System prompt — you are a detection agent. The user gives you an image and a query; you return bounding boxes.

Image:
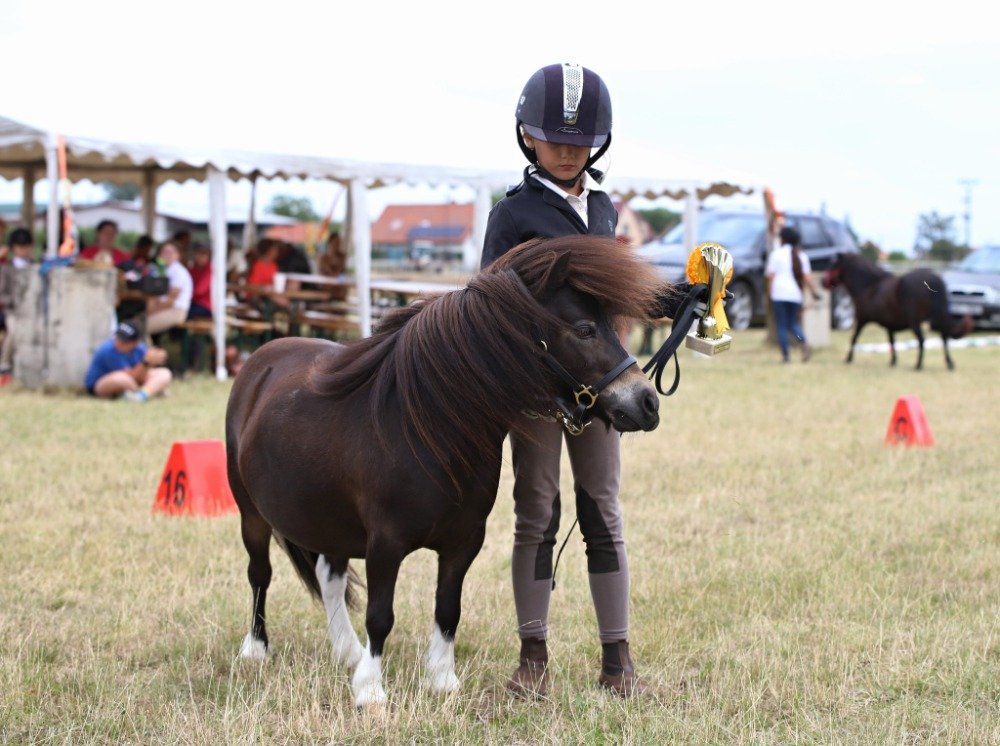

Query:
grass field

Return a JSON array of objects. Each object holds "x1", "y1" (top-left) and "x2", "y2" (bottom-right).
[{"x1": 2, "y1": 328, "x2": 999, "y2": 744}]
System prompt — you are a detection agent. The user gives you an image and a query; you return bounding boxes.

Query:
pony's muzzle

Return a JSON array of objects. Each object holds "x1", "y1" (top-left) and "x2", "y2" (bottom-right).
[{"x1": 602, "y1": 372, "x2": 659, "y2": 432}]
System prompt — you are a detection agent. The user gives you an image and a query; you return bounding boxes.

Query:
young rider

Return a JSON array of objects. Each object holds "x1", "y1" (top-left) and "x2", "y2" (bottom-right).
[{"x1": 481, "y1": 63, "x2": 648, "y2": 698}]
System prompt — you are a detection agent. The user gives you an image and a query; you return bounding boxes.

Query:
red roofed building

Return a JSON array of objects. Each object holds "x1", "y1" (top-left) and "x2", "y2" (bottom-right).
[
  {"x1": 372, "y1": 203, "x2": 475, "y2": 263},
  {"x1": 611, "y1": 198, "x2": 655, "y2": 247}
]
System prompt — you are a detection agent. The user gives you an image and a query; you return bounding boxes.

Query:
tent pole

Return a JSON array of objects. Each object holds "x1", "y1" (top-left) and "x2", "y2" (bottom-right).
[
  {"x1": 21, "y1": 167, "x2": 36, "y2": 238},
  {"x1": 44, "y1": 136, "x2": 59, "y2": 258},
  {"x1": 242, "y1": 172, "x2": 258, "y2": 250},
  {"x1": 141, "y1": 168, "x2": 157, "y2": 238},
  {"x1": 683, "y1": 189, "x2": 699, "y2": 256},
  {"x1": 348, "y1": 178, "x2": 372, "y2": 337},
  {"x1": 208, "y1": 167, "x2": 228, "y2": 380},
  {"x1": 470, "y1": 182, "x2": 491, "y2": 270}
]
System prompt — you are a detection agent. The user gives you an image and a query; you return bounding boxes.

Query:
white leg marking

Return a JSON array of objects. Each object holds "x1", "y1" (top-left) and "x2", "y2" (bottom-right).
[
  {"x1": 424, "y1": 623, "x2": 460, "y2": 693},
  {"x1": 315, "y1": 555, "x2": 363, "y2": 667},
  {"x1": 238, "y1": 633, "x2": 267, "y2": 661},
  {"x1": 351, "y1": 640, "x2": 387, "y2": 707}
]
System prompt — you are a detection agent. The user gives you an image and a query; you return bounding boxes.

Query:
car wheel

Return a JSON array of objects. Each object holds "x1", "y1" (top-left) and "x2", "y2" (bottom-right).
[
  {"x1": 726, "y1": 280, "x2": 754, "y2": 331},
  {"x1": 830, "y1": 287, "x2": 855, "y2": 330}
]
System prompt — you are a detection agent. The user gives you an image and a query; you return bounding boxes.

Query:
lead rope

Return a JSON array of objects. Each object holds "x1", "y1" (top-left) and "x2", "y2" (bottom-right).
[
  {"x1": 551, "y1": 517, "x2": 578, "y2": 590},
  {"x1": 549, "y1": 284, "x2": 710, "y2": 591}
]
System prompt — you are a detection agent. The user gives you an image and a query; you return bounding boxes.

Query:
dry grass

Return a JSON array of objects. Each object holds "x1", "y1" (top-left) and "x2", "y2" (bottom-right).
[{"x1": 2, "y1": 328, "x2": 999, "y2": 744}]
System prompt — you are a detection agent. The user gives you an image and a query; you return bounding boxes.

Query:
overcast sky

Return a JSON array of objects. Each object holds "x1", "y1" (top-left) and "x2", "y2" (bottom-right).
[{"x1": 2, "y1": 0, "x2": 998, "y2": 252}]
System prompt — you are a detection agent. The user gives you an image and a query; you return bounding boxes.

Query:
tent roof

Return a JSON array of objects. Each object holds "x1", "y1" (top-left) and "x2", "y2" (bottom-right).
[{"x1": 0, "y1": 114, "x2": 762, "y2": 199}]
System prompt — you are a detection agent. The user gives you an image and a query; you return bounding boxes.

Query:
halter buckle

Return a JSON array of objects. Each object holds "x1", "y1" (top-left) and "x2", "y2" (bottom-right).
[{"x1": 574, "y1": 386, "x2": 597, "y2": 410}]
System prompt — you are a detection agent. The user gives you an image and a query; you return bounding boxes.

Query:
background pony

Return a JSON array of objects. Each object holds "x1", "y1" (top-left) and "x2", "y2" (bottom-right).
[{"x1": 825, "y1": 253, "x2": 973, "y2": 370}]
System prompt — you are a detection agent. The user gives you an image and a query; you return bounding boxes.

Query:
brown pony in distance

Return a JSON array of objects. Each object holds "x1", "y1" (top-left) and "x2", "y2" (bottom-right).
[
  {"x1": 225, "y1": 235, "x2": 663, "y2": 707},
  {"x1": 825, "y1": 252, "x2": 973, "y2": 370}
]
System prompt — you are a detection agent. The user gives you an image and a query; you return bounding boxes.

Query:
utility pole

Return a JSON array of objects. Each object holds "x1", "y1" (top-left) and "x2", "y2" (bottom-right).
[{"x1": 958, "y1": 178, "x2": 979, "y2": 248}]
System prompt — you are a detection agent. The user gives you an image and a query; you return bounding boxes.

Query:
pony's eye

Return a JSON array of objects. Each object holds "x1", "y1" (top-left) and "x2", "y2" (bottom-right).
[{"x1": 575, "y1": 322, "x2": 597, "y2": 339}]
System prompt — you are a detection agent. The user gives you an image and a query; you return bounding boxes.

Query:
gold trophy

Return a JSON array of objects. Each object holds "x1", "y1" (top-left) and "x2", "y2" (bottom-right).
[{"x1": 684, "y1": 242, "x2": 734, "y2": 356}]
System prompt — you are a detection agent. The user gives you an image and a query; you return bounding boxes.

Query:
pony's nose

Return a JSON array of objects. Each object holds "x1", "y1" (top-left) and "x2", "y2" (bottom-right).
[{"x1": 642, "y1": 389, "x2": 659, "y2": 418}]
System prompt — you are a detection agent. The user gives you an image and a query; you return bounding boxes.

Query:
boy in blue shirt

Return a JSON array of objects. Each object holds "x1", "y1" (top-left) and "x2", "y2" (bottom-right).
[{"x1": 84, "y1": 321, "x2": 171, "y2": 400}]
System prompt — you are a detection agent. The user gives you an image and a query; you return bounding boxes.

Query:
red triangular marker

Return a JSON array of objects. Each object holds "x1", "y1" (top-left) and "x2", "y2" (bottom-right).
[
  {"x1": 153, "y1": 440, "x2": 238, "y2": 516},
  {"x1": 884, "y1": 396, "x2": 934, "y2": 447}
]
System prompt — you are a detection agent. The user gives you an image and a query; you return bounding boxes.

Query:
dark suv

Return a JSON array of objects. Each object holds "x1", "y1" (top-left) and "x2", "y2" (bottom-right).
[{"x1": 637, "y1": 208, "x2": 859, "y2": 330}]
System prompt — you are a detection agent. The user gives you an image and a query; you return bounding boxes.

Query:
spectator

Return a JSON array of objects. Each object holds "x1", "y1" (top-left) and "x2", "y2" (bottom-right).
[
  {"x1": 318, "y1": 231, "x2": 349, "y2": 301},
  {"x1": 171, "y1": 230, "x2": 193, "y2": 264},
  {"x1": 277, "y1": 240, "x2": 312, "y2": 276},
  {"x1": 187, "y1": 242, "x2": 213, "y2": 319},
  {"x1": 116, "y1": 234, "x2": 157, "y2": 322},
  {"x1": 0, "y1": 218, "x2": 8, "y2": 263},
  {"x1": 118, "y1": 234, "x2": 154, "y2": 274},
  {"x1": 246, "y1": 238, "x2": 280, "y2": 287},
  {"x1": 227, "y1": 238, "x2": 248, "y2": 283},
  {"x1": 146, "y1": 242, "x2": 192, "y2": 336},
  {"x1": 0, "y1": 228, "x2": 35, "y2": 378},
  {"x1": 766, "y1": 225, "x2": 820, "y2": 363},
  {"x1": 84, "y1": 320, "x2": 171, "y2": 401},
  {"x1": 80, "y1": 220, "x2": 130, "y2": 266}
]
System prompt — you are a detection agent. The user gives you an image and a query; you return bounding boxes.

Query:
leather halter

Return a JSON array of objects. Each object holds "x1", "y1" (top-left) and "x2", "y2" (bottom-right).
[{"x1": 536, "y1": 339, "x2": 637, "y2": 435}]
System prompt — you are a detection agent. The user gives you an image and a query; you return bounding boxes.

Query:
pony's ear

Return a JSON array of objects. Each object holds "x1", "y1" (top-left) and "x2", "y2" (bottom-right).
[{"x1": 540, "y1": 251, "x2": 572, "y2": 291}]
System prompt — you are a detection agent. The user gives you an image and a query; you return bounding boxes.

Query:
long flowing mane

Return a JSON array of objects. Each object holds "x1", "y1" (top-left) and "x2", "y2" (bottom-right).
[
  {"x1": 309, "y1": 236, "x2": 663, "y2": 477},
  {"x1": 840, "y1": 252, "x2": 892, "y2": 287}
]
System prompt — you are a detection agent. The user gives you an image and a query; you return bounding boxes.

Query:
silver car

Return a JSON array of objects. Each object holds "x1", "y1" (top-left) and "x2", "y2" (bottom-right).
[{"x1": 945, "y1": 245, "x2": 1000, "y2": 329}]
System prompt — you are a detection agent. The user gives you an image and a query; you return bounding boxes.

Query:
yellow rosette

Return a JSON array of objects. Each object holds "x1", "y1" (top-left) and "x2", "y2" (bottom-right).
[{"x1": 685, "y1": 242, "x2": 733, "y2": 336}]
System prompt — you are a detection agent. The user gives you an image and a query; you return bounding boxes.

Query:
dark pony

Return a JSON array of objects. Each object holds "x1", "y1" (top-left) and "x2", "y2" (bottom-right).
[
  {"x1": 225, "y1": 235, "x2": 662, "y2": 707},
  {"x1": 825, "y1": 252, "x2": 973, "y2": 370}
]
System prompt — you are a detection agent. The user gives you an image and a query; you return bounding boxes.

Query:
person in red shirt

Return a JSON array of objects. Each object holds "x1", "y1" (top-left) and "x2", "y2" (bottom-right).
[
  {"x1": 80, "y1": 220, "x2": 130, "y2": 265},
  {"x1": 246, "y1": 239, "x2": 280, "y2": 287},
  {"x1": 187, "y1": 242, "x2": 213, "y2": 319}
]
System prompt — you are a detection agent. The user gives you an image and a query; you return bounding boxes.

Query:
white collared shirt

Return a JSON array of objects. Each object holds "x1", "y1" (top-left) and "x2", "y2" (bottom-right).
[{"x1": 530, "y1": 168, "x2": 602, "y2": 228}]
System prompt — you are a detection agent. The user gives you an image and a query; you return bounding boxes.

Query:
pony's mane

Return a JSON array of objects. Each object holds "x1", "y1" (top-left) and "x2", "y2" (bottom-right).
[
  {"x1": 841, "y1": 252, "x2": 891, "y2": 285},
  {"x1": 486, "y1": 235, "x2": 663, "y2": 322},
  {"x1": 308, "y1": 235, "x2": 663, "y2": 481}
]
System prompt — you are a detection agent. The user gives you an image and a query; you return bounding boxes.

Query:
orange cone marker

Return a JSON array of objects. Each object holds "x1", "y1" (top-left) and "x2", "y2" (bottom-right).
[
  {"x1": 884, "y1": 396, "x2": 934, "y2": 447},
  {"x1": 153, "y1": 440, "x2": 237, "y2": 516}
]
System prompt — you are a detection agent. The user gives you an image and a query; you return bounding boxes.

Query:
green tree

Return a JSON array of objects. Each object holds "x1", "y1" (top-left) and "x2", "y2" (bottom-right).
[
  {"x1": 267, "y1": 195, "x2": 320, "y2": 222},
  {"x1": 859, "y1": 239, "x2": 881, "y2": 263},
  {"x1": 102, "y1": 181, "x2": 140, "y2": 201},
  {"x1": 914, "y1": 211, "x2": 961, "y2": 261},
  {"x1": 635, "y1": 208, "x2": 680, "y2": 236}
]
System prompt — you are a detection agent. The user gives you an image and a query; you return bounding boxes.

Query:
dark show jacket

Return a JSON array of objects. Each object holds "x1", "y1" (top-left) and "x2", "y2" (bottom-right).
[{"x1": 481, "y1": 174, "x2": 618, "y2": 269}]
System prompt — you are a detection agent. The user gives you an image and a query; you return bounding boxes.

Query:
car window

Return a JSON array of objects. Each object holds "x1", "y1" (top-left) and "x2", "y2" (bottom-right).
[
  {"x1": 693, "y1": 213, "x2": 765, "y2": 246},
  {"x1": 957, "y1": 246, "x2": 1000, "y2": 273},
  {"x1": 795, "y1": 217, "x2": 831, "y2": 249}
]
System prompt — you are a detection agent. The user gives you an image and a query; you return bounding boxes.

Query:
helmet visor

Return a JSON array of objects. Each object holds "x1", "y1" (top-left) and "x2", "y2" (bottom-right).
[{"x1": 521, "y1": 123, "x2": 608, "y2": 149}]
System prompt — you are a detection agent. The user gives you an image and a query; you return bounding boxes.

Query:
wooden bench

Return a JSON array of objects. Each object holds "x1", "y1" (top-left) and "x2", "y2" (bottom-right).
[
  {"x1": 295, "y1": 310, "x2": 361, "y2": 340},
  {"x1": 179, "y1": 317, "x2": 275, "y2": 375},
  {"x1": 179, "y1": 318, "x2": 216, "y2": 375}
]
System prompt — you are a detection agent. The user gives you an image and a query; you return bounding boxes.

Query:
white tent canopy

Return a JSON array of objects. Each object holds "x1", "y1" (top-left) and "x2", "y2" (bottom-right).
[{"x1": 0, "y1": 114, "x2": 764, "y2": 379}]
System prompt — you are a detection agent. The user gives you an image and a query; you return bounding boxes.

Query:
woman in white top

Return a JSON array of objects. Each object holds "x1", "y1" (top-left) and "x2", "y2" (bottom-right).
[{"x1": 765, "y1": 226, "x2": 820, "y2": 362}]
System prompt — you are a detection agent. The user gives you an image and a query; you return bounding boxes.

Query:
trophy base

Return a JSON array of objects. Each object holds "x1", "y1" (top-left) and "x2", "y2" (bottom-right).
[{"x1": 686, "y1": 333, "x2": 732, "y2": 356}]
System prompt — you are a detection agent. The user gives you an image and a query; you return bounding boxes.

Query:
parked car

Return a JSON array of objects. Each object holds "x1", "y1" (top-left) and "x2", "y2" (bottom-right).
[
  {"x1": 944, "y1": 245, "x2": 1000, "y2": 329},
  {"x1": 636, "y1": 208, "x2": 859, "y2": 330}
]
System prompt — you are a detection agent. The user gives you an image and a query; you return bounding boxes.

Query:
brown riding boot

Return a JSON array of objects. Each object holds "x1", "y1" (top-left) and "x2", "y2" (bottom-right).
[
  {"x1": 506, "y1": 637, "x2": 549, "y2": 698},
  {"x1": 598, "y1": 640, "x2": 649, "y2": 697}
]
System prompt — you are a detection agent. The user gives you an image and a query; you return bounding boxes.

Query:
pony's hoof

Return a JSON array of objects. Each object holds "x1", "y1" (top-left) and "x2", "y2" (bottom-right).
[
  {"x1": 425, "y1": 669, "x2": 460, "y2": 693},
  {"x1": 238, "y1": 634, "x2": 267, "y2": 661},
  {"x1": 353, "y1": 682, "x2": 388, "y2": 708}
]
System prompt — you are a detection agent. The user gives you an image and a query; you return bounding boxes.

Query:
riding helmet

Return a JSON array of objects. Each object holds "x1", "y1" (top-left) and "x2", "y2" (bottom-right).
[{"x1": 515, "y1": 63, "x2": 613, "y2": 184}]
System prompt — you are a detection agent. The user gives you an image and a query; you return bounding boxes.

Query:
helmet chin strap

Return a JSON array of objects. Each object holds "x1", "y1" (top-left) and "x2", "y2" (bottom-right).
[{"x1": 516, "y1": 123, "x2": 612, "y2": 190}]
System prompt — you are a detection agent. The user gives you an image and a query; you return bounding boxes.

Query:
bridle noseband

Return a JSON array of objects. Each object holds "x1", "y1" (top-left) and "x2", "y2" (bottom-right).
[{"x1": 536, "y1": 339, "x2": 637, "y2": 435}]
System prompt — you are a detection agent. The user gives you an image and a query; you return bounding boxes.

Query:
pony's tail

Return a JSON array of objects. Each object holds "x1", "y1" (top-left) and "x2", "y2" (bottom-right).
[
  {"x1": 272, "y1": 532, "x2": 364, "y2": 611},
  {"x1": 929, "y1": 280, "x2": 974, "y2": 339}
]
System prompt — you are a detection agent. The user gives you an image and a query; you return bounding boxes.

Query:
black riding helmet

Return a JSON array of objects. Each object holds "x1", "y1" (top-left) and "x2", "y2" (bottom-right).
[{"x1": 516, "y1": 63, "x2": 612, "y2": 189}]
